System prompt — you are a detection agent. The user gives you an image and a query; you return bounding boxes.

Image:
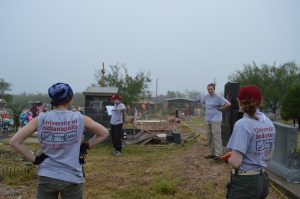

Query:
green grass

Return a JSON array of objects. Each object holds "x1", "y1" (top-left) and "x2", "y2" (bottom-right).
[
  {"x1": 183, "y1": 115, "x2": 205, "y2": 126},
  {"x1": 154, "y1": 179, "x2": 179, "y2": 195},
  {"x1": 0, "y1": 139, "x2": 10, "y2": 145},
  {"x1": 0, "y1": 136, "x2": 41, "y2": 187},
  {"x1": 0, "y1": 116, "x2": 281, "y2": 198},
  {"x1": 112, "y1": 185, "x2": 154, "y2": 199},
  {"x1": 81, "y1": 143, "x2": 192, "y2": 199}
]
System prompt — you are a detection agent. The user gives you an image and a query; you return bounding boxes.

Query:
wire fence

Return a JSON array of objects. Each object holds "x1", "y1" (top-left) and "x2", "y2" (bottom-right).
[
  {"x1": 0, "y1": 151, "x2": 21, "y2": 161},
  {"x1": 0, "y1": 150, "x2": 36, "y2": 178},
  {"x1": 0, "y1": 164, "x2": 35, "y2": 178}
]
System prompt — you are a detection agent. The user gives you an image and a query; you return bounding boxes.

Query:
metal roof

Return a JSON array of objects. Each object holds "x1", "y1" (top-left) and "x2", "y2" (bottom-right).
[
  {"x1": 164, "y1": 98, "x2": 196, "y2": 102},
  {"x1": 83, "y1": 86, "x2": 118, "y2": 96}
]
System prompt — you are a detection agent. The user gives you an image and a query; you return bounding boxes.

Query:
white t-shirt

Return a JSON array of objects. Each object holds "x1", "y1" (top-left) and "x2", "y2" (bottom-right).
[
  {"x1": 37, "y1": 110, "x2": 85, "y2": 183},
  {"x1": 202, "y1": 94, "x2": 229, "y2": 122},
  {"x1": 227, "y1": 110, "x2": 276, "y2": 170},
  {"x1": 110, "y1": 102, "x2": 126, "y2": 125}
]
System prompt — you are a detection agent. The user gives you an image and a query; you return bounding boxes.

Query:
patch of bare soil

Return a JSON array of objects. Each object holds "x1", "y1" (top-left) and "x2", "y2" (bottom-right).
[
  {"x1": 0, "y1": 184, "x2": 26, "y2": 199},
  {"x1": 176, "y1": 140, "x2": 228, "y2": 198},
  {"x1": 176, "y1": 125, "x2": 281, "y2": 199}
]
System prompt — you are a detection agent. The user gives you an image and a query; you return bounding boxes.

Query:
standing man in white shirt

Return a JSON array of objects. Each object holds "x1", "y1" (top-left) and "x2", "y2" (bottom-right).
[{"x1": 110, "y1": 94, "x2": 126, "y2": 156}]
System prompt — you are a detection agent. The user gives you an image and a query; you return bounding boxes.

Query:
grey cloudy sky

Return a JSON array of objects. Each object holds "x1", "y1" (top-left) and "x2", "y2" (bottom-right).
[{"x1": 1, "y1": 0, "x2": 300, "y2": 96}]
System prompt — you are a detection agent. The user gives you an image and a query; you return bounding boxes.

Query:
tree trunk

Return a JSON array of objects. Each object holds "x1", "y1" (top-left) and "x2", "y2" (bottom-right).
[{"x1": 271, "y1": 103, "x2": 277, "y2": 114}]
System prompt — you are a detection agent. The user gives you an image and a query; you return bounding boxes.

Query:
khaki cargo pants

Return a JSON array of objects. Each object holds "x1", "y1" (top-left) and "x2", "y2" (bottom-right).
[{"x1": 205, "y1": 121, "x2": 223, "y2": 157}]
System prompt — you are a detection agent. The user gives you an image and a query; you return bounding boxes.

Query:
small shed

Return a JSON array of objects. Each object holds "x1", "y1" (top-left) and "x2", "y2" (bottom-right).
[
  {"x1": 163, "y1": 98, "x2": 197, "y2": 115},
  {"x1": 83, "y1": 86, "x2": 118, "y2": 128}
]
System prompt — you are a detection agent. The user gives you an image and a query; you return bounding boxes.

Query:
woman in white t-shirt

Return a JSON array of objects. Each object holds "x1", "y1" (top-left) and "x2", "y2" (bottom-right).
[
  {"x1": 10, "y1": 82, "x2": 109, "y2": 199},
  {"x1": 225, "y1": 85, "x2": 276, "y2": 199}
]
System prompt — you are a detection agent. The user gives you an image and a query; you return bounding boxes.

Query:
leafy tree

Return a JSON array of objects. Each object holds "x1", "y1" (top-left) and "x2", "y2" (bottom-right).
[
  {"x1": 0, "y1": 78, "x2": 12, "y2": 103},
  {"x1": 165, "y1": 91, "x2": 176, "y2": 98},
  {"x1": 281, "y1": 84, "x2": 300, "y2": 129},
  {"x1": 72, "y1": 93, "x2": 85, "y2": 107},
  {"x1": 229, "y1": 61, "x2": 300, "y2": 114},
  {"x1": 12, "y1": 92, "x2": 84, "y2": 109},
  {"x1": 165, "y1": 90, "x2": 185, "y2": 98},
  {"x1": 95, "y1": 63, "x2": 152, "y2": 106},
  {"x1": 184, "y1": 89, "x2": 202, "y2": 100},
  {"x1": 165, "y1": 90, "x2": 201, "y2": 100},
  {"x1": 175, "y1": 91, "x2": 185, "y2": 98},
  {"x1": 12, "y1": 92, "x2": 51, "y2": 109}
]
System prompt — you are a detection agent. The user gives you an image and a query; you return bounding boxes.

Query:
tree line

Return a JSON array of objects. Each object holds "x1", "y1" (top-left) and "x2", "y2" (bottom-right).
[
  {"x1": 229, "y1": 61, "x2": 300, "y2": 128},
  {"x1": 0, "y1": 62, "x2": 202, "y2": 114},
  {"x1": 1, "y1": 61, "x2": 300, "y2": 128}
]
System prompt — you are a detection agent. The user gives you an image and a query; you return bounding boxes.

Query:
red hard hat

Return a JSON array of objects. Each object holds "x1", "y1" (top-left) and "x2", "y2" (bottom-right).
[{"x1": 111, "y1": 94, "x2": 121, "y2": 100}]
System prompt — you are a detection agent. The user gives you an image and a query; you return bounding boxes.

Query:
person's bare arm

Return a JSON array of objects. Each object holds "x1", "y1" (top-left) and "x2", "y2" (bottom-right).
[
  {"x1": 84, "y1": 116, "x2": 109, "y2": 148},
  {"x1": 9, "y1": 118, "x2": 38, "y2": 162},
  {"x1": 219, "y1": 101, "x2": 231, "y2": 111},
  {"x1": 116, "y1": 104, "x2": 126, "y2": 112},
  {"x1": 118, "y1": 107, "x2": 126, "y2": 112},
  {"x1": 228, "y1": 150, "x2": 243, "y2": 168}
]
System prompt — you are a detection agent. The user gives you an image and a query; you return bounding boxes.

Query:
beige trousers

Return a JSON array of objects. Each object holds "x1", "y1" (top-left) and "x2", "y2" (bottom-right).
[{"x1": 205, "y1": 121, "x2": 223, "y2": 157}]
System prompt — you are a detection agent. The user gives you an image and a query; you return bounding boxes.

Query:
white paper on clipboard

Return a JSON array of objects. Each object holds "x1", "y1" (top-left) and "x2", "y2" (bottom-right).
[{"x1": 106, "y1": 105, "x2": 114, "y2": 116}]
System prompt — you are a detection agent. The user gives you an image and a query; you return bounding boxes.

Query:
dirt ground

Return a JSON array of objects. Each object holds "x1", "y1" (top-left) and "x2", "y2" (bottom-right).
[
  {"x1": 176, "y1": 137, "x2": 281, "y2": 198},
  {"x1": 0, "y1": 123, "x2": 283, "y2": 199},
  {"x1": 0, "y1": 184, "x2": 25, "y2": 199},
  {"x1": 177, "y1": 125, "x2": 281, "y2": 199}
]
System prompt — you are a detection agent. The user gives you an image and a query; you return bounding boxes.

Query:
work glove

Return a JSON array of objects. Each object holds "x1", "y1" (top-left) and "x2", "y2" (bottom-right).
[
  {"x1": 33, "y1": 151, "x2": 49, "y2": 165},
  {"x1": 220, "y1": 151, "x2": 232, "y2": 163},
  {"x1": 79, "y1": 142, "x2": 90, "y2": 164}
]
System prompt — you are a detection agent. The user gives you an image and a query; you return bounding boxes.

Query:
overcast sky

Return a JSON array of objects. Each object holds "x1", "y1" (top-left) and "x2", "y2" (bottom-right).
[{"x1": 1, "y1": 0, "x2": 300, "y2": 96}]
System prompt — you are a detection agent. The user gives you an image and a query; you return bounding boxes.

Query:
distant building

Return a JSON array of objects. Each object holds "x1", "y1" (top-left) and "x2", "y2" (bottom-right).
[
  {"x1": 163, "y1": 98, "x2": 197, "y2": 115},
  {"x1": 83, "y1": 86, "x2": 118, "y2": 128}
]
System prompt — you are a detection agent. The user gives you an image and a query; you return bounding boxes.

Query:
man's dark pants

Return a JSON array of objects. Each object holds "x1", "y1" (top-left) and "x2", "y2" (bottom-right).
[{"x1": 110, "y1": 123, "x2": 123, "y2": 152}]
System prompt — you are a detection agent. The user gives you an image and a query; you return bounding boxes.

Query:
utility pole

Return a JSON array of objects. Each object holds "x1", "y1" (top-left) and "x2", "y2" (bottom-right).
[
  {"x1": 155, "y1": 78, "x2": 159, "y2": 108},
  {"x1": 100, "y1": 62, "x2": 105, "y2": 87}
]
